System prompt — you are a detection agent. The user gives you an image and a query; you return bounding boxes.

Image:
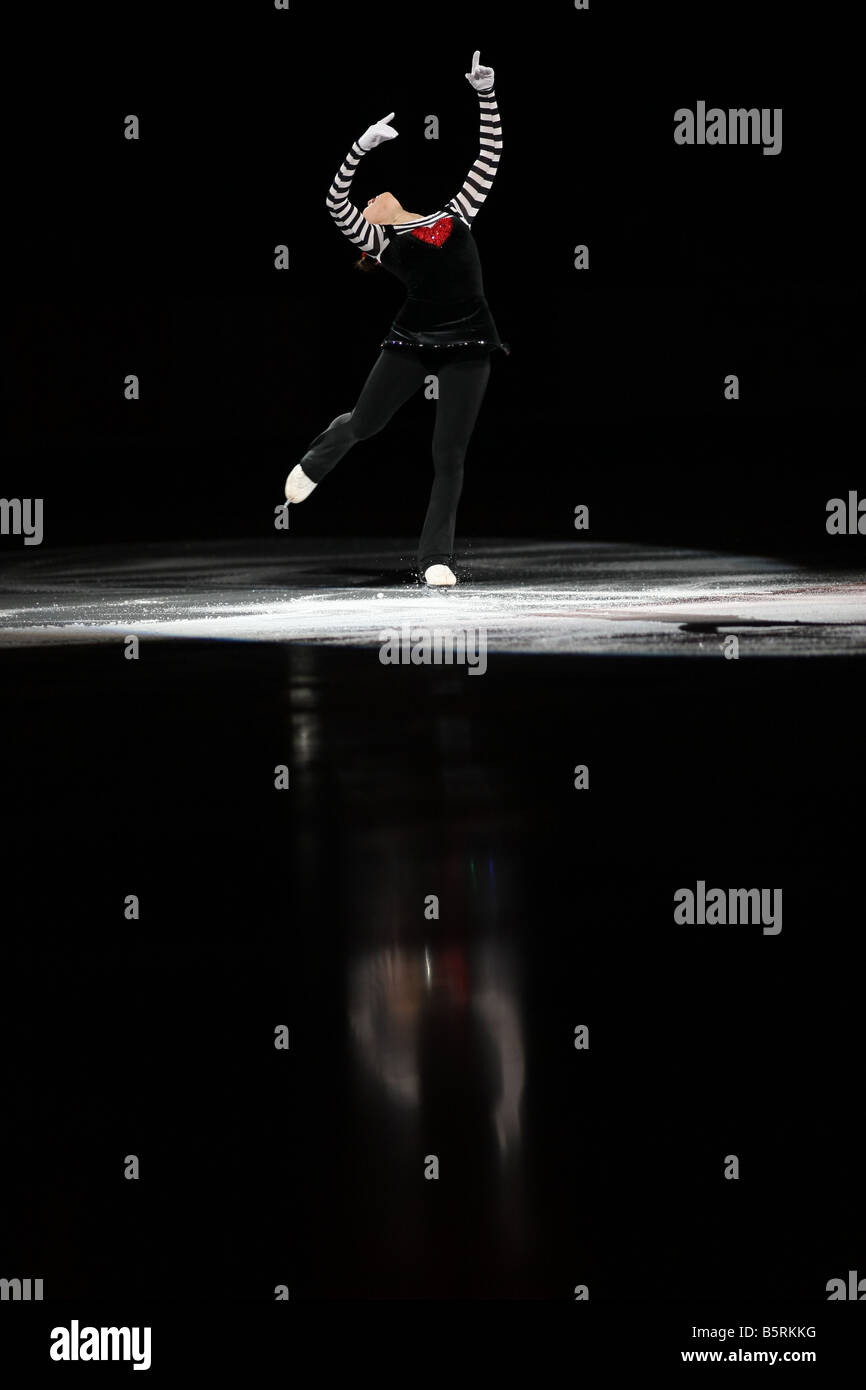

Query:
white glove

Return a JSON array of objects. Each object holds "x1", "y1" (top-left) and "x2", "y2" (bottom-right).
[
  {"x1": 465, "y1": 49, "x2": 494, "y2": 92},
  {"x1": 358, "y1": 112, "x2": 399, "y2": 152}
]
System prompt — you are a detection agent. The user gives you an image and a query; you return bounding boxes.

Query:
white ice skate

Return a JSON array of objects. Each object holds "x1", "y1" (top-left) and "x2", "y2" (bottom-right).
[
  {"x1": 423, "y1": 564, "x2": 457, "y2": 587},
  {"x1": 284, "y1": 464, "x2": 318, "y2": 503}
]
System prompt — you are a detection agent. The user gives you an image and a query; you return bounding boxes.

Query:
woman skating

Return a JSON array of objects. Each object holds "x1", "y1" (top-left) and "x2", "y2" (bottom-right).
[{"x1": 283, "y1": 50, "x2": 507, "y2": 587}]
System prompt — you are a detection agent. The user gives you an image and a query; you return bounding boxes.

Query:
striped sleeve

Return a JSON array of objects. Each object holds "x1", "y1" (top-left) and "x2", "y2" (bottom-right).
[
  {"x1": 443, "y1": 87, "x2": 502, "y2": 229},
  {"x1": 325, "y1": 140, "x2": 391, "y2": 258}
]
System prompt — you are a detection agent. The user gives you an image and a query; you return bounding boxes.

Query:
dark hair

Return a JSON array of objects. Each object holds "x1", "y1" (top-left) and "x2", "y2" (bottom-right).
[{"x1": 353, "y1": 251, "x2": 381, "y2": 274}]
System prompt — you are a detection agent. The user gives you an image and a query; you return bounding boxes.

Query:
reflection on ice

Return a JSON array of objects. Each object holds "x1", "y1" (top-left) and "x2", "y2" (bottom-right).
[{"x1": 348, "y1": 938, "x2": 524, "y2": 1160}]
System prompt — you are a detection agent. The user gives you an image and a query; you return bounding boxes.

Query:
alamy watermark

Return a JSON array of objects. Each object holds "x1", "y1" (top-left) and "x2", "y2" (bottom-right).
[
  {"x1": 674, "y1": 880, "x2": 782, "y2": 934},
  {"x1": 49, "y1": 1320, "x2": 152, "y2": 1371},
  {"x1": 826, "y1": 1269, "x2": 866, "y2": 1299},
  {"x1": 674, "y1": 103, "x2": 782, "y2": 156},
  {"x1": 826, "y1": 491, "x2": 865, "y2": 534},
  {"x1": 0, "y1": 497, "x2": 43, "y2": 545},
  {"x1": 378, "y1": 624, "x2": 487, "y2": 675},
  {"x1": 1, "y1": 1276, "x2": 43, "y2": 1300}
]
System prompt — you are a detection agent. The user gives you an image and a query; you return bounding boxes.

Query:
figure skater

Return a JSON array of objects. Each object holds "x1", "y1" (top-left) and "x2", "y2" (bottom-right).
[{"x1": 283, "y1": 50, "x2": 508, "y2": 587}]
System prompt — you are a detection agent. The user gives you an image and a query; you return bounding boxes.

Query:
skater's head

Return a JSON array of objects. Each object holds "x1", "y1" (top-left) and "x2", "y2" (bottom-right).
[{"x1": 363, "y1": 191, "x2": 402, "y2": 225}]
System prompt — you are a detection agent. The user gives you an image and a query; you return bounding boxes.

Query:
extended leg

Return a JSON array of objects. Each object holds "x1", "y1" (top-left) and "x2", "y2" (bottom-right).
[
  {"x1": 418, "y1": 354, "x2": 491, "y2": 572},
  {"x1": 293, "y1": 349, "x2": 427, "y2": 487}
]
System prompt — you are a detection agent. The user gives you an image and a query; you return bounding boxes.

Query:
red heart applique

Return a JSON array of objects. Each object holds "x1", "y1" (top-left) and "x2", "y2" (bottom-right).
[{"x1": 410, "y1": 216, "x2": 453, "y2": 247}]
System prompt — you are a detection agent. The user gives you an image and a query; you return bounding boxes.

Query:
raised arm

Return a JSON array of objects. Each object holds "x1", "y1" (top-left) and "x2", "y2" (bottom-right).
[
  {"x1": 444, "y1": 52, "x2": 501, "y2": 229},
  {"x1": 325, "y1": 112, "x2": 398, "y2": 258}
]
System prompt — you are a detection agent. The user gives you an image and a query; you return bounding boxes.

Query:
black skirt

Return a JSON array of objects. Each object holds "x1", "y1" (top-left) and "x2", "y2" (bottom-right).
[{"x1": 380, "y1": 296, "x2": 510, "y2": 357}]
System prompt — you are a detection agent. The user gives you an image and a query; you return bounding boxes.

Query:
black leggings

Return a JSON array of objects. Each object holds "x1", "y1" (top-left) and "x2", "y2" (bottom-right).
[{"x1": 297, "y1": 347, "x2": 492, "y2": 570}]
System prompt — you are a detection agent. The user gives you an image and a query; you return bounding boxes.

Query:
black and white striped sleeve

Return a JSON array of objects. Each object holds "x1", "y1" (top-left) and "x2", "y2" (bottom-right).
[
  {"x1": 443, "y1": 88, "x2": 502, "y2": 229},
  {"x1": 325, "y1": 141, "x2": 391, "y2": 258}
]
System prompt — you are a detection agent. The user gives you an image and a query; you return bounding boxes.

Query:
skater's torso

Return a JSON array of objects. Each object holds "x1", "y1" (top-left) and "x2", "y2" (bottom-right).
[
  {"x1": 382, "y1": 212, "x2": 484, "y2": 305},
  {"x1": 376, "y1": 212, "x2": 504, "y2": 353}
]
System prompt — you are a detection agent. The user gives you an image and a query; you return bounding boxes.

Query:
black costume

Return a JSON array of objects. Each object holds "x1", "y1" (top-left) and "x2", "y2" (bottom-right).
[
  {"x1": 374, "y1": 187, "x2": 508, "y2": 357},
  {"x1": 297, "y1": 86, "x2": 506, "y2": 571}
]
